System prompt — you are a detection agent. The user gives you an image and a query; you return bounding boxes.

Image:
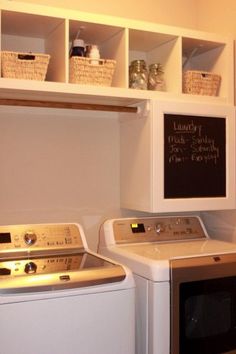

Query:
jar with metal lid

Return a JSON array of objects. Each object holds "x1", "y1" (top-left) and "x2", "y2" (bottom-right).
[
  {"x1": 148, "y1": 63, "x2": 165, "y2": 91},
  {"x1": 129, "y1": 60, "x2": 148, "y2": 90}
]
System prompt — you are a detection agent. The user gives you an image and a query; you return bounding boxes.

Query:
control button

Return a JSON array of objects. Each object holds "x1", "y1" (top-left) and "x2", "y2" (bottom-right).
[
  {"x1": 65, "y1": 238, "x2": 72, "y2": 244},
  {"x1": 175, "y1": 218, "x2": 181, "y2": 225},
  {"x1": 24, "y1": 262, "x2": 37, "y2": 274},
  {"x1": 24, "y1": 231, "x2": 37, "y2": 246},
  {"x1": 155, "y1": 223, "x2": 164, "y2": 234},
  {"x1": 186, "y1": 228, "x2": 192, "y2": 234}
]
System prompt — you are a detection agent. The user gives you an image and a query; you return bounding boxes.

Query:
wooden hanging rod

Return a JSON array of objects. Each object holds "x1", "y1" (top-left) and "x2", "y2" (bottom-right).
[{"x1": 0, "y1": 98, "x2": 138, "y2": 113}]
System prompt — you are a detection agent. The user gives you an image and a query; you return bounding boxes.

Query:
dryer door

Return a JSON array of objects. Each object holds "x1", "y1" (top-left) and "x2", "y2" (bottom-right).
[{"x1": 170, "y1": 254, "x2": 236, "y2": 354}]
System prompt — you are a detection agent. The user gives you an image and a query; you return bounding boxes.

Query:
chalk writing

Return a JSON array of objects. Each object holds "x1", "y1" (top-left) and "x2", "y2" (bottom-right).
[
  {"x1": 167, "y1": 121, "x2": 220, "y2": 165},
  {"x1": 164, "y1": 114, "x2": 226, "y2": 199},
  {"x1": 173, "y1": 120, "x2": 203, "y2": 136}
]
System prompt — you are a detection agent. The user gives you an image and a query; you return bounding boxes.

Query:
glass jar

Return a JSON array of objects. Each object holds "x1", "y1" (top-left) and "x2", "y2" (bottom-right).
[
  {"x1": 148, "y1": 63, "x2": 165, "y2": 91},
  {"x1": 129, "y1": 60, "x2": 148, "y2": 90}
]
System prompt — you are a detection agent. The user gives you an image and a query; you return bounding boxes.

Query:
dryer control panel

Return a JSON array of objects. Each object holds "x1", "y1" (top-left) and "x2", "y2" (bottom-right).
[
  {"x1": 0, "y1": 223, "x2": 85, "y2": 255},
  {"x1": 113, "y1": 216, "x2": 207, "y2": 244}
]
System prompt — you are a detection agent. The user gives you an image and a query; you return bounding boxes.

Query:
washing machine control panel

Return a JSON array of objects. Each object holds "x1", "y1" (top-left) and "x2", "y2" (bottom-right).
[
  {"x1": 0, "y1": 223, "x2": 84, "y2": 252},
  {"x1": 113, "y1": 216, "x2": 207, "y2": 244},
  {"x1": 0, "y1": 253, "x2": 84, "y2": 277}
]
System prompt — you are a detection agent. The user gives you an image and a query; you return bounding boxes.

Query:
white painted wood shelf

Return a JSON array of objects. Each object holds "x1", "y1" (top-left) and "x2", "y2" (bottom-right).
[{"x1": 0, "y1": 0, "x2": 234, "y2": 110}]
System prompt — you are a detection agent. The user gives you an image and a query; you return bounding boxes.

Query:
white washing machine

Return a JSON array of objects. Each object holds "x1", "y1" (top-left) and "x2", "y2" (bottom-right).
[
  {"x1": 0, "y1": 223, "x2": 135, "y2": 354},
  {"x1": 99, "y1": 215, "x2": 236, "y2": 354}
]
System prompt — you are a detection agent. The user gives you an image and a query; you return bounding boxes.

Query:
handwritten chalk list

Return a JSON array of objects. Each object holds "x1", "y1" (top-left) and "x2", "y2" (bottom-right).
[{"x1": 164, "y1": 114, "x2": 226, "y2": 199}]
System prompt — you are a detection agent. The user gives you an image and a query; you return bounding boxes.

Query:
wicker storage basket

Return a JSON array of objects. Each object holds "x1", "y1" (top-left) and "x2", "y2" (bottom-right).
[
  {"x1": 69, "y1": 57, "x2": 116, "y2": 86},
  {"x1": 183, "y1": 70, "x2": 221, "y2": 96},
  {"x1": 1, "y1": 51, "x2": 50, "y2": 81}
]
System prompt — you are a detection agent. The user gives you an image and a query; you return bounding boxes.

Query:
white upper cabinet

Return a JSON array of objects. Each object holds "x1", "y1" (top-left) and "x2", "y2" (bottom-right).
[
  {"x1": 0, "y1": 0, "x2": 234, "y2": 107},
  {"x1": 120, "y1": 100, "x2": 236, "y2": 212}
]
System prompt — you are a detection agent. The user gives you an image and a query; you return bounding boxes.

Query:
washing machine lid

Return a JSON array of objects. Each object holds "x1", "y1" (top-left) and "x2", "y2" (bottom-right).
[
  {"x1": 99, "y1": 216, "x2": 236, "y2": 281},
  {"x1": 0, "y1": 251, "x2": 126, "y2": 293},
  {"x1": 0, "y1": 223, "x2": 129, "y2": 294},
  {"x1": 120, "y1": 238, "x2": 236, "y2": 260},
  {"x1": 104, "y1": 239, "x2": 236, "y2": 281}
]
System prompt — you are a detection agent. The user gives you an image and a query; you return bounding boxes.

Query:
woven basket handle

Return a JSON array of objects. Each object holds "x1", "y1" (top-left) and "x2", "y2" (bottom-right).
[
  {"x1": 87, "y1": 58, "x2": 105, "y2": 65},
  {"x1": 18, "y1": 54, "x2": 36, "y2": 60},
  {"x1": 201, "y1": 73, "x2": 210, "y2": 79}
]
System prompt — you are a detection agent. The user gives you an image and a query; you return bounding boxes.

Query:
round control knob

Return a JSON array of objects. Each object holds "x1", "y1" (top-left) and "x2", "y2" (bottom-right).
[
  {"x1": 24, "y1": 262, "x2": 37, "y2": 274},
  {"x1": 24, "y1": 231, "x2": 37, "y2": 246},
  {"x1": 155, "y1": 223, "x2": 163, "y2": 234}
]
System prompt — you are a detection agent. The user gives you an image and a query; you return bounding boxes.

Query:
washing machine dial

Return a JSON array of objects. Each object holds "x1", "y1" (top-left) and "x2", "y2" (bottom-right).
[
  {"x1": 24, "y1": 231, "x2": 37, "y2": 246},
  {"x1": 24, "y1": 262, "x2": 37, "y2": 274},
  {"x1": 155, "y1": 223, "x2": 164, "y2": 235}
]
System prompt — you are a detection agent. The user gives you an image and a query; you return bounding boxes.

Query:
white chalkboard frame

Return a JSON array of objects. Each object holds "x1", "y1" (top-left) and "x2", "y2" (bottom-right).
[{"x1": 152, "y1": 100, "x2": 235, "y2": 212}]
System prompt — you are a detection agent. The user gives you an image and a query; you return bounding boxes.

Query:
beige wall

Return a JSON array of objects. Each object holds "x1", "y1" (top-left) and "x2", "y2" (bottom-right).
[
  {"x1": 197, "y1": 0, "x2": 236, "y2": 34},
  {"x1": 14, "y1": 0, "x2": 198, "y2": 28},
  {"x1": 14, "y1": 0, "x2": 236, "y2": 39},
  {"x1": 0, "y1": 107, "x2": 122, "y2": 250}
]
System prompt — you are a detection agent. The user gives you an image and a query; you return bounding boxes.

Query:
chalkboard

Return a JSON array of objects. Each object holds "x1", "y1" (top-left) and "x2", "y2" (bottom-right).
[{"x1": 164, "y1": 114, "x2": 226, "y2": 199}]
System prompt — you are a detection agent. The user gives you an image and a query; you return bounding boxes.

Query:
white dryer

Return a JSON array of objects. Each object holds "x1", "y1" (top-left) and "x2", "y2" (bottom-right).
[
  {"x1": 99, "y1": 215, "x2": 236, "y2": 354},
  {"x1": 0, "y1": 223, "x2": 135, "y2": 354}
]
